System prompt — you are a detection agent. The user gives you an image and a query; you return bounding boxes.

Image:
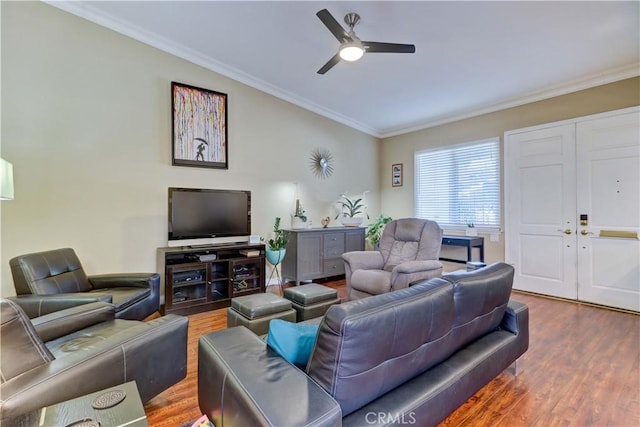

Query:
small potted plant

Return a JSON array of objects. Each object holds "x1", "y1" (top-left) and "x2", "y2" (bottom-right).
[
  {"x1": 465, "y1": 221, "x2": 477, "y2": 236},
  {"x1": 366, "y1": 214, "x2": 392, "y2": 249},
  {"x1": 265, "y1": 217, "x2": 288, "y2": 265},
  {"x1": 335, "y1": 194, "x2": 369, "y2": 227}
]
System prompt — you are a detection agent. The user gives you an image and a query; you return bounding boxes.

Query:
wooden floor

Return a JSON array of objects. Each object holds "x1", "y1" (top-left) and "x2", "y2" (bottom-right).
[{"x1": 144, "y1": 279, "x2": 640, "y2": 427}]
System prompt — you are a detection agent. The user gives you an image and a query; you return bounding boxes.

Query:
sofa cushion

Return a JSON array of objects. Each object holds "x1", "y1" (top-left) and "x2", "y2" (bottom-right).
[
  {"x1": 10, "y1": 248, "x2": 92, "y2": 295},
  {"x1": 379, "y1": 219, "x2": 443, "y2": 271},
  {"x1": 307, "y1": 278, "x2": 455, "y2": 416},
  {"x1": 0, "y1": 299, "x2": 54, "y2": 381},
  {"x1": 393, "y1": 219, "x2": 425, "y2": 242},
  {"x1": 442, "y1": 262, "x2": 515, "y2": 350},
  {"x1": 384, "y1": 241, "x2": 420, "y2": 271},
  {"x1": 266, "y1": 319, "x2": 319, "y2": 366},
  {"x1": 350, "y1": 269, "x2": 392, "y2": 295}
]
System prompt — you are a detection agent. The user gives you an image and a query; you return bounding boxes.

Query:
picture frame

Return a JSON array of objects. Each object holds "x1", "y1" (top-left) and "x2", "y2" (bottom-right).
[
  {"x1": 172, "y1": 82, "x2": 228, "y2": 169},
  {"x1": 392, "y1": 163, "x2": 403, "y2": 187}
]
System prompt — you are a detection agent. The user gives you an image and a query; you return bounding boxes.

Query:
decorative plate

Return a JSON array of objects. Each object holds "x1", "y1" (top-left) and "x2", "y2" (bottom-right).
[{"x1": 91, "y1": 389, "x2": 126, "y2": 409}]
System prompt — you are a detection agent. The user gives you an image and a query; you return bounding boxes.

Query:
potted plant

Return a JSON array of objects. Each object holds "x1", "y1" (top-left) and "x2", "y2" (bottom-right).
[
  {"x1": 265, "y1": 217, "x2": 288, "y2": 265},
  {"x1": 366, "y1": 214, "x2": 392, "y2": 249},
  {"x1": 335, "y1": 194, "x2": 369, "y2": 227},
  {"x1": 465, "y1": 221, "x2": 477, "y2": 236}
]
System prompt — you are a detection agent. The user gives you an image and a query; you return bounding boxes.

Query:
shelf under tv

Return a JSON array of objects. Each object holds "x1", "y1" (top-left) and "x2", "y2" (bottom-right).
[{"x1": 157, "y1": 243, "x2": 266, "y2": 316}]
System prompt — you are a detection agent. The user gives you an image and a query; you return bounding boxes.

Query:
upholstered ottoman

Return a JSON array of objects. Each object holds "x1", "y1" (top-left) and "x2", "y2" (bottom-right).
[
  {"x1": 227, "y1": 293, "x2": 296, "y2": 336},
  {"x1": 283, "y1": 283, "x2": 341, "y2": 322}
]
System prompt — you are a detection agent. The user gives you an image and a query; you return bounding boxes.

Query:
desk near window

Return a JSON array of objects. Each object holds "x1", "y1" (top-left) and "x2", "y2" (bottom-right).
[{"x1": 440, "y1": 235, "x2": 485, "y2": 264}]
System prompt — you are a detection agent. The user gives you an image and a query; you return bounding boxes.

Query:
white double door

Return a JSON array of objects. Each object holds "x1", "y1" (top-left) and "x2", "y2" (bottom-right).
[{"x1": 505, "y1": 107, "x2": 639, "y2": 312}]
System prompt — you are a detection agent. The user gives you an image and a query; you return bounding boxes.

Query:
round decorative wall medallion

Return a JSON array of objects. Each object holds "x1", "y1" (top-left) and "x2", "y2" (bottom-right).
[{"x1": 309, "y1": 148, "x2": 334, "y2": 179}]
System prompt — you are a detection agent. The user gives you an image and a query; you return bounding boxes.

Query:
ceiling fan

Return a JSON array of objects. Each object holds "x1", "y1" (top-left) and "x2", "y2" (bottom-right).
[{"x1": 316, "y1": 9, "x2": 416, "y2": 75}]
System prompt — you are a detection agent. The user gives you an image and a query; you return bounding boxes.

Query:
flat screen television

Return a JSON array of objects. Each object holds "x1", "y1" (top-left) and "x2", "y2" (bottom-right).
[{"x1": 168, "y1": 187, "x2": 251, "y2": 242}]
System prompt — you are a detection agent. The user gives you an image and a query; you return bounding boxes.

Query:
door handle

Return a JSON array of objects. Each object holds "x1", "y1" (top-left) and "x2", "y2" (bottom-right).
[
  {"x1": 558, "y1": 229, "x2": 572, "y2": 235},
  {"x1": 599, "y1": 230, "x2": 637, "y2": 239},
  {"x1": 580, "y1": 230, "x2": 593, "y2": 236}
]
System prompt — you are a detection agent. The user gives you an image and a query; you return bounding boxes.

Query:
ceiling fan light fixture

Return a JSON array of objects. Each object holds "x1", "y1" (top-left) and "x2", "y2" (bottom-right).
[
  {"x1": 316, "y1": 9, "x2": 415, "y2": 74},
  {"x1": 339, "y1": 42, "x2": 364, "y2": 61}
]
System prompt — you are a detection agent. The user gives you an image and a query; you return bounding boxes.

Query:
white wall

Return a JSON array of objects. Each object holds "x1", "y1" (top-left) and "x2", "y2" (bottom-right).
[{"x1": 0, "y1": 2, "x2": 380, "y2": 296}]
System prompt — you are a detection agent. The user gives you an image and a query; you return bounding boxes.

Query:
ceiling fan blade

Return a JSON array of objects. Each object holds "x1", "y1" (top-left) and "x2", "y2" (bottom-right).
[
  {"x1": 316, "y1": 9, "x2": 350, "y2": 43},
  {"x1": 363, "y1": 41, "x2": 416, "y2": 54},
  {"x1": 317, "y1": 53, "x2": 341, "y2": 75}
]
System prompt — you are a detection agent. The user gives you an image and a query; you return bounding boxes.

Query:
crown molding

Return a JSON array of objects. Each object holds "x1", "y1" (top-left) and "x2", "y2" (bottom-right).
[
  {"x1": 380, "y1": 62, "x2": 640, "y2": 138},
  {"x1": 44, "y1": 1, "x2": 639, "y2": 141},
  {"x1": 44, "y1": 1, "x2": 381, "y2": 137}
]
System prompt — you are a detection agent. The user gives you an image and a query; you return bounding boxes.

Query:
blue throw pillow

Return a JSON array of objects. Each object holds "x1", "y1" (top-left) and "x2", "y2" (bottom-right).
[{"x1": 266, "y1": 319, "x2": 319, "y2": 366}]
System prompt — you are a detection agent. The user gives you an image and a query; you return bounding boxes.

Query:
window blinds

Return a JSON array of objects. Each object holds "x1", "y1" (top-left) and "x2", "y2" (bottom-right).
[{"x1": 414, "y1": 138, "x2": 501, "y2": 229}]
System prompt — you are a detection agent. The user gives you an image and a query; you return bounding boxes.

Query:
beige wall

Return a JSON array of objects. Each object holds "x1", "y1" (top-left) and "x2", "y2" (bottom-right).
[
  {"x1": 380, "y1": 77, "x2": 640, "y2": 269},
  {"x1": 0, "y1": 2, "x2": 380, "y2": 296}
]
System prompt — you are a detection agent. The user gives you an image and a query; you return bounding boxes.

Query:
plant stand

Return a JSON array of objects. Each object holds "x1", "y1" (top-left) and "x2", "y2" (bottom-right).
[
  {"x1": 266, "y1": 249, "x2": 286, "y2": 295},
  {"x1": 267, "y1": 263, "x2": 284, "y2": 295}
]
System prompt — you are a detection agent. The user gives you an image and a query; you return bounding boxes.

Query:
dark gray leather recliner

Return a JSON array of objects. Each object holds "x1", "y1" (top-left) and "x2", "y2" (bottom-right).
[
  {"x1": 0, "y1": 298, "x2": 189, "y2": 421},
  {"x1": 10, "y1": 248, "x2": 160, "y2": 320}
]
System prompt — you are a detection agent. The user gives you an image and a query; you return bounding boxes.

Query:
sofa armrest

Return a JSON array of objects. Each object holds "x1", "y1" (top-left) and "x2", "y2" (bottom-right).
[
  {"x1": 0, "y1": 314, "x2": 188, "y2": 420},
  {"x1": 342, "y1": 251, "x2": 384, "y2": 271},
  {"x1": 6, "y1": 294, "x2": 113, "y2": 319},
  {"x1": 393, "y1": 260, "x2": 442, "y2": 275},
  {"x1": 199, "y1": 327, "x2": 341, "y2": 427},
  {"x1": 500, "y1": 299, "x2": 529, "y2": 336},
  {"x1": 389, "y1": 260, "x2": 444, "y2": 291},
  {"x1": 31, "y1": 302, "x2": 116, "y2": 342},
  {"x1": 88, "y1": 273, "x2": 160, "y2": 290}
]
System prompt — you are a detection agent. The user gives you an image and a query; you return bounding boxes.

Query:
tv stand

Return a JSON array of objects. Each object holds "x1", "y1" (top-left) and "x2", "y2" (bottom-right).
[{"x1": 157, "y1": 243, "x2": 265, "y2": 316}]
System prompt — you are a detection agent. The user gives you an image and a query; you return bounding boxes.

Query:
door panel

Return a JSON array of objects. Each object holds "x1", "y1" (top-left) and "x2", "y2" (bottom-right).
[
  {"x1": 520, "y1": 164, "x2": 563, "y2": 224},
  {"x1": 506, "y1": 124, "x2": 577, "y2": 299},
  {"x1": 589, "y1": 157, "x2": 639, "y2": 226},
  {"x1": 576, "y1": 112, "x2": 640, "y2": 311}
]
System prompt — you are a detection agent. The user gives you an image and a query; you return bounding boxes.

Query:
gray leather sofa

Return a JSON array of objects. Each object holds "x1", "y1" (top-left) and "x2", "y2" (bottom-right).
[
  {"x1": 0, "y1": 298, "x2": 189, "y2": 421},
  {"x1": 10, "y1": 248, "x2": 160, "y2": 320},
  {"x1": 198, "y1": 263, "x2": 529, "y2": 426}
]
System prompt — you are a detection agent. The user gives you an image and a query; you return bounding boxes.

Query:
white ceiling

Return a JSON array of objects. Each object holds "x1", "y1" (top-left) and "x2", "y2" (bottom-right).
[{"x1": 48, "y1": 1, "x2": 639, "y2": 138}]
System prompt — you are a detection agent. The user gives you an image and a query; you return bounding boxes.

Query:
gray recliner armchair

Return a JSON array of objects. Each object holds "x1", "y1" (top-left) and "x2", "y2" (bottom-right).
[
  {"x1": 10, "y1": 248, "x2": 160, "y2": 320},
  {"x1": 0, "y1": 298, "x2": 188, "y2": 421},
  {"x1": 342, "y1": 218, "x2": 444, "y2": 300}
]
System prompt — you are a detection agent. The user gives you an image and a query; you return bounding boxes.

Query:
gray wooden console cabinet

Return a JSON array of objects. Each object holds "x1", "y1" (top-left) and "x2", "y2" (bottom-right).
[{"x1": 282, "y1": 227, "x2": 365, "y2": 285}]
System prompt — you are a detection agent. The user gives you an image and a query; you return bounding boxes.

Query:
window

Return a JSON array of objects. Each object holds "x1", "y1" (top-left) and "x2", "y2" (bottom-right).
[{"x1": 415, "y1": 138, "x2": 501, "y2": 230}]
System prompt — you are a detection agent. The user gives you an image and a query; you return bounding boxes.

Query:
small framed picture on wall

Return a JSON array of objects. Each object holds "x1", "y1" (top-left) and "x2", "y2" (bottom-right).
[{"x1": 392, "y1": 163, "x2": 403, "y2": 187}]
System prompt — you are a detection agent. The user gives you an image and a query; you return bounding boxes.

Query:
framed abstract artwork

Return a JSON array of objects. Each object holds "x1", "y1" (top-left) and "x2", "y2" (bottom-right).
[
  {"x1": 392, "y1": 163, "x2": 403, "y2": 187},
  {"x1": 172, "y1": 82, "x2": 228, "y2": 169}
]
